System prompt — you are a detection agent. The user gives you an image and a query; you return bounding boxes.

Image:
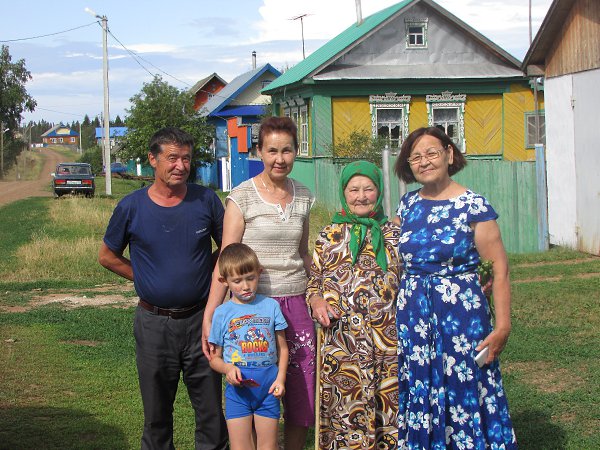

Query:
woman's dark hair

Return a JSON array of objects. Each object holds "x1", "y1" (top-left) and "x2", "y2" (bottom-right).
[
  {"x1": 258, "y1": 116, "x2": 298, "y2": 151},
  {"x1": 149, "y1": 127, "x2": 195, "y2": 158},
  {"x1": 394, "y1": 127, "x2": 467, "y2": 183}
]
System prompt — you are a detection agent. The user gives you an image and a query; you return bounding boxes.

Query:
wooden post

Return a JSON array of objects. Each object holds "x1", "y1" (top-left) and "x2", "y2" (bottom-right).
[{"x1": 535, "y1": 143, "x2": 549, "y2": 251}]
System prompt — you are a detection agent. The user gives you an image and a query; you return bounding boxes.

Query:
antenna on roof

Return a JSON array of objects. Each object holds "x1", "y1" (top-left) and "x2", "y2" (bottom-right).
[
  {"x1": 355, "y1": 0, "x2": 363, "y2": 25},
  {"x1": 290, "y1": 14, "x2": 311, "y2": 59}
]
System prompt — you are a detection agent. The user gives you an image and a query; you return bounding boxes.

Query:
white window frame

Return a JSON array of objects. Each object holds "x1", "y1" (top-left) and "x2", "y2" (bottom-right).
[
  {"x1": 426, "y1": 92, "x2": 466, "y2": 152},
  {"x1": 405, "y1": 18, "x2": 428, "y2": 49},
  {"x1": 283, "y1": 96, "x2": 309, "y2": 156},
  {"x1": 525, "y1": 111, "x2": 546, "y2": 148},
  {"x1": 70, "y1": 137, "x2": 76, "y2": 143},
  {"x1": 369, "y1": 93, "x2": 411, "y2": 151},
  {"x1": 261, "y1": 80, "x2": 273, "y2": 89},
  {"x1": 58, "y1": 138, "x2": 63, "y2": 143}
]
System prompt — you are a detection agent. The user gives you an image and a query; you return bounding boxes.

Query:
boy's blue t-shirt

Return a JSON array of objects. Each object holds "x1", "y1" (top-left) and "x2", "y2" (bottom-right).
[
  {"x1": 209, "y1": 294, "x2": 287, "y2": 367},
  {"x1": 103, "y1": 184, "x2": 224, "y2": 308}
]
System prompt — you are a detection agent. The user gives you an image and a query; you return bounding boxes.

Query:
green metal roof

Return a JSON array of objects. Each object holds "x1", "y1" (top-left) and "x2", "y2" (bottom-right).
[{"x1": 263, "y1": 0, "x2": 412, "y2": 93}]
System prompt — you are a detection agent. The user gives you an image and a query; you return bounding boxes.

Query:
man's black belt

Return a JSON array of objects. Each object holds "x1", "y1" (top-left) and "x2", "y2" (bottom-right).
[{"x1": 138, "y1": 299, "x2": 202, "y2": 319}]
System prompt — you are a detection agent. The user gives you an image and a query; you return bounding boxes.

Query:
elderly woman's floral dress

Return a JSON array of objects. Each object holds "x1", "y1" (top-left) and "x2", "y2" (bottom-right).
[
  {"x1": 307, "y1": 222, "x2": 401, "y2": 450},
  {"x1": 396, "y1": 189, "x2": 517, "y2": 449}
]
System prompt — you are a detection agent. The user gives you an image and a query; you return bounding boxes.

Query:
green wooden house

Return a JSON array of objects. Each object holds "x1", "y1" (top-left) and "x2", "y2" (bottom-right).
[
  {"x1": 263, "y1": 0, "x2": 543, "y2": 163},
  {"x1": 263, "y1": 0, "x2": 546, "y2": 253}
]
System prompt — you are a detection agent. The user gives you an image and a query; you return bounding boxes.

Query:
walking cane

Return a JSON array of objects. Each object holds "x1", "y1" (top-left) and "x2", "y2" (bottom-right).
[{"x1": 314, "y1": 322, "x2": 322, "y2": 450}]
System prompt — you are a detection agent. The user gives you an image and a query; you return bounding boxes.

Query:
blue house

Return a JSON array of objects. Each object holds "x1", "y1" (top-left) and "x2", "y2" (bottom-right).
[
  {"x1": 95, "y1": 127, "x2": 128, "y2": 152},
  {"x1": 198, "y1": 62, "x2": 281, "y2": 190}
]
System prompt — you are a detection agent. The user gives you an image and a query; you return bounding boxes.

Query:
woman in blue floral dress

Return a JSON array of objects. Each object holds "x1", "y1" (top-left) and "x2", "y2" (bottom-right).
[{"x1": 393, "y1": 127, "x2": 517, "y2": 449}]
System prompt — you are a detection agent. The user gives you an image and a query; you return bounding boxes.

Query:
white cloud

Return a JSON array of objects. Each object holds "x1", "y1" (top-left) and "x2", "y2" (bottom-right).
[{"x1": 126, "y1": 43, "x2": 180, "y2": 54}]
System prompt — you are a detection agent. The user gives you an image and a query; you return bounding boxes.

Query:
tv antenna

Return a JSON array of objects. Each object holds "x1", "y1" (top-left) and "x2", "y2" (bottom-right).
[{"x1": 290, "y1": 13, "x2": 311, "y2": 59}]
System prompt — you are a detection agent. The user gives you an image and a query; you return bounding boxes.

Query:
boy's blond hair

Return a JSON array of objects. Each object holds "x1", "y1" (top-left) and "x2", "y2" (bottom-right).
[{"x1": 218, "y1": 243, "x2": 261, "y2": 279}]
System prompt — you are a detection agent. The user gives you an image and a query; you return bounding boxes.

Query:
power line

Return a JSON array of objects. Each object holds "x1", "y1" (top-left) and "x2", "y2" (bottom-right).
[
  {"x1": 0, "y1": 22, "x2": 98, "y2": 43},
  {"x1": 107, "y1": 29, "x2": 192, "y2": 87}
]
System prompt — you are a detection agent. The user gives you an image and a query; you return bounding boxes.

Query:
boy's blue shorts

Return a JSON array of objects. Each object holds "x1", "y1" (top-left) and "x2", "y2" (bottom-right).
[{"x1": 225, "y1": 365, "x2": 280, "y2": 420}]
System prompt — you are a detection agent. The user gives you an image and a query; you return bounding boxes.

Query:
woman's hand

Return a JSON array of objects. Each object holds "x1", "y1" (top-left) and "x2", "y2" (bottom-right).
[
  {"x1": 269, "y1": 378, "x2": 286, "y2": 398},
  {"x1": 309, "y1": 296, "x2": 339, "y2": 328},
  {"x1": 475, "y1": 326, "x2": 511, "y2": 365}
]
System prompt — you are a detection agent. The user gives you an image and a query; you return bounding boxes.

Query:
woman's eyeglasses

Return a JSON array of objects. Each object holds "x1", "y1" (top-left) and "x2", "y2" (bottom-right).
[{"x1": 407, "y1": 147, "x2": 446, "y2": 165}]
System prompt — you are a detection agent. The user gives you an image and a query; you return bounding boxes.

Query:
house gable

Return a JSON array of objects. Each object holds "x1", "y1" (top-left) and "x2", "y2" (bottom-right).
[
  {"x1": 201, "y1": 64, "x2": 281, "y2": 117},
  {"x1": 523, "y1": 0, "x2": 600, "y2": 78},
  {"x1": 264, "y1": 0, "x2": 522, "y2": 94},
  {"x1": 317, "y1": 2, "x2": 523, "y2": 81}
]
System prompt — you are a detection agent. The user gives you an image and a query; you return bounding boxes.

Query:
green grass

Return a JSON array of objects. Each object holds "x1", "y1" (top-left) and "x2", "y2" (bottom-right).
[{"x1": 0, "y1": 183, "x2": 599, "y2": 448}]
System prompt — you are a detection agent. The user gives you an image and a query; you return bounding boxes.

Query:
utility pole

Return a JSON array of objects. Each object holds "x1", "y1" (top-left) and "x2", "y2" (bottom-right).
[
  {"x1": 529, "y1": 0, "x2": 540, "y2": 145},
  {"x1": 86, "y1": 7, "x2": 112, "y2": 194}
]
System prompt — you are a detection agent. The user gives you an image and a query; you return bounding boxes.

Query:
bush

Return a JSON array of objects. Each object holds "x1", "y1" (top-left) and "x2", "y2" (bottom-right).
[
  {"x1": 328, "y1": 131, "x2": 389, "y2": 166},
  {"x1": 79, "y1": 145, "x2": 103, "y2": 175}
]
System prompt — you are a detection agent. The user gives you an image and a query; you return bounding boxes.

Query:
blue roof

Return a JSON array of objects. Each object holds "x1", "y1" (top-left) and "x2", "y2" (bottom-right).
[
  {"x1": 42, "y1": 124, "x2": 79, "y2": 137},
  {"x1": 201, "y1": 64, "x2": 281, "y2": 117},
  {"x1": 216, "y1": 105, "x2": 266, "y2": 117},
  {"x1": 95, "y1": 127, "x2": 128, "y2": 138}
]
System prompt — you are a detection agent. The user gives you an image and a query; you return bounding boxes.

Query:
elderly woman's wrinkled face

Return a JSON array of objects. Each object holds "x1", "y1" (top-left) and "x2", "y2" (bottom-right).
[{"x1": 344, "y1": 175, "x2": 378, "y2": 217}]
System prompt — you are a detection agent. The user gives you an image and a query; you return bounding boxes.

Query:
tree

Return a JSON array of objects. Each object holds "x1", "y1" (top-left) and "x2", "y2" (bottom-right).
[
  {"x1": 121, "y1": 76, "x2": 214, "y2": 167},
  {"x1": 328, "y1": 130, "x2": 389, "y2": 167},
  {"x1": 0, "y1": 45, "x2": 36, "y2": 177}
]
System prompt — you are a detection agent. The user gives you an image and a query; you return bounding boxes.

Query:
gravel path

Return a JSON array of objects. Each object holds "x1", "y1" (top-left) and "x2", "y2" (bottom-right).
[{"x1": 0, "y1": 149, "x2": 63, "y2": 207}]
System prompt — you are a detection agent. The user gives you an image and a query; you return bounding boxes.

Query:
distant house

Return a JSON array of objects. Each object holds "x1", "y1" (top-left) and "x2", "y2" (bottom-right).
[
  {"x1": 95, "y1": 127, "x2": 127, "y2": 153},
  {"x1": 190, "y1": 73, "x2": 227, "y2": 111},
  {"x1": 263, "y1": 0, "x2": 544, "y2": 167},
  {"x1": 41, "y1": 124, "x2": 79, "y2": 148},
  {"x1": 522, "y1": 0, "x2": 600, "y2": 255},
  {"x1": 199, "y1": 60, "x2": 281, "y2": 189}
]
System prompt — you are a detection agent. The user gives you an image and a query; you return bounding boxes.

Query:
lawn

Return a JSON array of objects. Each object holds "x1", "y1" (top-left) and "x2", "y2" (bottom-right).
[{"x1": 0, "y1": 180, "x2": 598, "y2": 449}]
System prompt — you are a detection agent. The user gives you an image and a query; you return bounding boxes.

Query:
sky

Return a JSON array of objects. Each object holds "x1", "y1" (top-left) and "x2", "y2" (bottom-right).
[{"x1": 0, "y1": 0, "x2": 553, "y2": 125}]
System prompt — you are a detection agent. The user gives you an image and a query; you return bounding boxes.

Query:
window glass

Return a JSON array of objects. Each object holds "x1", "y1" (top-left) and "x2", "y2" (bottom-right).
[{"x1": 376, "y1": 108, "x2": 403, "y2": 149}]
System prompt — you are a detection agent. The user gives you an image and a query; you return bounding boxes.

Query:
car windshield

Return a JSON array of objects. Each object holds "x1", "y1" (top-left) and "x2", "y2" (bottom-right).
[{"x1": 58, "y1": 165, "x2": 90, "y2": 175}]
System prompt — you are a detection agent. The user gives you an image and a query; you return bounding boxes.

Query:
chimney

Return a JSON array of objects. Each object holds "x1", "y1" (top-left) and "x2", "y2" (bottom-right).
[
  {"x1": 252, "y1": 51, "x2": 257, "y2": 69},
  {"x1": 355, "y1": 0, "x2": 363, "y2": 25}
]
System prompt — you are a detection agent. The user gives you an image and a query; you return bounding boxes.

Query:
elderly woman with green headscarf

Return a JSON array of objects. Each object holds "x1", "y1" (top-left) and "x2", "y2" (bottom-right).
[{"x1": 306, "y1": 160, "x2": 401, "y2": 450}]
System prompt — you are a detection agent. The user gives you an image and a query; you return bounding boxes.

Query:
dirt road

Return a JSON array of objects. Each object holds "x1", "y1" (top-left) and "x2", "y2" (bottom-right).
[{"x1": 0, "y1": 149, "x2": 63, "y2": 207}]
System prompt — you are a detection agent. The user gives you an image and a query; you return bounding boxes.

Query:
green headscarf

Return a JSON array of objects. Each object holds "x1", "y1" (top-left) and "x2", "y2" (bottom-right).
[{"x1": 331, "y1": 160, "x2": 389, "y2": 271}]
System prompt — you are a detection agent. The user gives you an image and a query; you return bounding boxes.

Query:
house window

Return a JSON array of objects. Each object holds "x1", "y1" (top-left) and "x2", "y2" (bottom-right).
[
  {"x1": 70, "y1": 137, "x2": 76, "y2": 143},
  {"x1": 51, "y1": 138, "x2": 57, "y2": 143},
  {"x1": 406, "y1": 18, "x2": 428, "y2": 48},
  {"x1": 299, "y1": 106, "x2": 309, "y2": 156},
  {"x1": 261, "y1": 80, "x2": 273, "y2": 89},
  {"x1": 369, "y1": 93, "x2": 411, "y2": 151},
  {"x1": 427, "y1": 92, "x2": 466, "y2": 152},
  {"x1": 283, "y1": 97, "x2": 309, "y2": 156},
  {"x1": 525, "y1": 111, "x2": 546, "y2": 147},
  {"x1": 59, "y1": 138, "x2": 63, "y2": 143}
]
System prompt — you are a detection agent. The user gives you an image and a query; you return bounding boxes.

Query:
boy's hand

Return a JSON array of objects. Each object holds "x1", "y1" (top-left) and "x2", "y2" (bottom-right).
[
  {"x1": 225, "y1": 365, "x2": 242, "y2": 386},
  {"x1": 269, "y1": 379, "x2": 285, "y2": 398}
]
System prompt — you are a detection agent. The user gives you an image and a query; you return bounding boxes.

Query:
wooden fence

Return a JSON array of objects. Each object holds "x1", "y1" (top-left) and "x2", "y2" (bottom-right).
[{"x1": 291, "y1": 156, "x2": 542, "y2": 254}]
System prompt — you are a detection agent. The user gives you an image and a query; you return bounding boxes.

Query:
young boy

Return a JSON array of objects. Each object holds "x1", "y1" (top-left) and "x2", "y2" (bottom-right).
[{"x1": 209, "y1": 243, "x2": 288, "y2": 450}]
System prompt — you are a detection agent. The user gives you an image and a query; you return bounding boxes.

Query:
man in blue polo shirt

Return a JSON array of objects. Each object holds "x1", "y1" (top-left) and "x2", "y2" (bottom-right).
[{"x1": 99, "y1": 127, "x2": 227, "y2": 450}]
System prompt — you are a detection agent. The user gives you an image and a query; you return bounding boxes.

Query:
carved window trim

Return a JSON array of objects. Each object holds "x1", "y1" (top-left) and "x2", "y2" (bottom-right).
[
  {"x1": 370, "y1": 93, "x2": 411, "y2": 150},
  {"x1": 426, "y1": 92, "x2": 466, "y2": 152}
]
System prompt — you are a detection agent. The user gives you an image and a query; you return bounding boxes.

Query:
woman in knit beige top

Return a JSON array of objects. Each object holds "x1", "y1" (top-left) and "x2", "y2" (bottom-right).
[{"x1": 202, "y1": 116, "x2": 315, "y2": 450}]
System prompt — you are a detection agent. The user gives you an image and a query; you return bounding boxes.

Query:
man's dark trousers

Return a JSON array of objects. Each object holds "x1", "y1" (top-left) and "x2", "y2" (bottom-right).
[{"x1": 134, "y1": 306, "x2": 228, "y2": 450}]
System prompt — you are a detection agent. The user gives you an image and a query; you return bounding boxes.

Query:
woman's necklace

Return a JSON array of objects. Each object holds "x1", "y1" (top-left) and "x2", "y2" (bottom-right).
[{"x1": 260, "y1": 174, "x2": 289, "y2": 200}]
